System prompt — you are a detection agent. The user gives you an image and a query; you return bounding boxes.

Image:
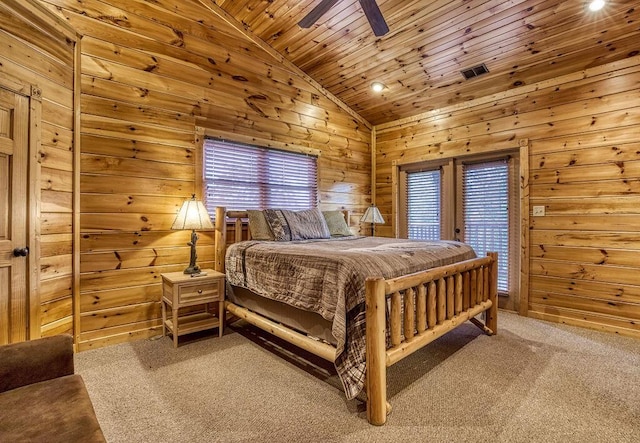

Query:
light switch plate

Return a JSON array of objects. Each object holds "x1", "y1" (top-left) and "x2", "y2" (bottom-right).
[{"x1": 533, "y1": 206, "x2": 545, "y2": 216}]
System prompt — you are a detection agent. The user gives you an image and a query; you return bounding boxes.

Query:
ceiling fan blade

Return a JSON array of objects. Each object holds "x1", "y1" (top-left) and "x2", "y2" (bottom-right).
[
  {"x1": 298, "y1": 0, "x2": 341, "y2": 28},
  {"x1": 359, "y1": 0, "x2": 389, "y2": 36}
]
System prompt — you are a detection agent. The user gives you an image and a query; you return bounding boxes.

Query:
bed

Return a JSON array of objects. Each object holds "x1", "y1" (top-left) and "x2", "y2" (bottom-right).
[{"x1": 214, "y1": 207, "x2": 497, "y2": 425}]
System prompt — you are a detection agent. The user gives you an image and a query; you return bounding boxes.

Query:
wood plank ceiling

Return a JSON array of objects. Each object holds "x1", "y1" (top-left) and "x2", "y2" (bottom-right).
[{"x1": 214, "y1": 0, "x2": 640, "y2": 125}]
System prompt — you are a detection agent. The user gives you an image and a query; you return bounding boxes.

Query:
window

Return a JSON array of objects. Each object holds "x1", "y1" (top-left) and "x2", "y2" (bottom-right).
[
  {"x1": 202, "y1": 138, "x2": 318, "y2": 216},
  {"x1": 406, "y1": 169, "x2": 441, "y2": 241},
  {"x1": 400, "y1": 154, "x2": 519, "y2": 298},
  {"x1": 460, "y1": 160, "x2": 510, "y2": 292}
]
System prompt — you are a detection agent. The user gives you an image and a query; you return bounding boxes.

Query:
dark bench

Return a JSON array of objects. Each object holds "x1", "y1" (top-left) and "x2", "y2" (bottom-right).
[{"x1": 0, "y1": 334, "x2": 106, "y2": 442}]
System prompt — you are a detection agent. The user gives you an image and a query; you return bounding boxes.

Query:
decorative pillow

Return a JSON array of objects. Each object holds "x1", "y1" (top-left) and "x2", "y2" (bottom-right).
[
  {"x1": 263, "y1": 209, "x2": 293, "y2": 241},
  {"x1": 247, "y1": 210, "x2": 275, "y2": 241},
  {"x1": 322, "y1": 210, "x2": 353, "y2": 237},
  {"x1": 263, "y1": 208, "x2": 331, "y2": 241},
  {"x1": 283, "y1": 208, "x2": 331, "y2": 240}
]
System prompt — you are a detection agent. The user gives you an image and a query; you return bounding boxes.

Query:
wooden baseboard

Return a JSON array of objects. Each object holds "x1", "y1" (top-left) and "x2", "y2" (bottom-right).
[
  {"x1": 527, "y1": 309, "x2": 640, "y2": 339},
  {"x1": 77, "y1": 326, "x2": 162, "y2": 352}
]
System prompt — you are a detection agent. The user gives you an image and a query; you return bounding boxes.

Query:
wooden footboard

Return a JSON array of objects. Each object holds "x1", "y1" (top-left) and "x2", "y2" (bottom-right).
[
  {"x1": 365, "y1": 252, "x2": 497, "y2": 425},
  {"x1": 214, "y1": 207, "x2": 497, "y2": 426}
]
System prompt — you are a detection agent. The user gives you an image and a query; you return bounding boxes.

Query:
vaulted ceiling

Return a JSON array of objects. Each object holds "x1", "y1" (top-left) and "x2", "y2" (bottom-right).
[{"x1": 214, "y1": 0, "x2": 640, "y2": 125}]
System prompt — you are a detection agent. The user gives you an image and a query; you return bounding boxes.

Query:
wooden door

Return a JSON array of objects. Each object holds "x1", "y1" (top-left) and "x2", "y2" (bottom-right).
[{"x1": 0, "y1": 86, "x2": 29, "y2": 344}]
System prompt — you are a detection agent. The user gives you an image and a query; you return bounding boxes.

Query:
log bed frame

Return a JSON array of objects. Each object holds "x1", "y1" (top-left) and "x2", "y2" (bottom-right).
[{"x1": 214, "y1": 207, "x2": 498, "y2": 425}]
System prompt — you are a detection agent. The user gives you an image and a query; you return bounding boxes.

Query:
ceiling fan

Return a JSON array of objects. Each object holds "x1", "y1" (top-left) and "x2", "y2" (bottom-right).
[{"x1": 298, "y1": 0, "x2": 389, "y2": 37}]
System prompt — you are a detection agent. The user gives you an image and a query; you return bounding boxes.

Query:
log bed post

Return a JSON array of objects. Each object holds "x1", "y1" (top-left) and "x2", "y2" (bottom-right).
[
  {"x1": 486, "y1": 251, "x2": 498, "y2": 334},
  {"x1": 365, "y1": 276, "x2": 387, "y2": 426},
  {"x1": 214, "y1": 206, "x2": 227, "y2": 273}
]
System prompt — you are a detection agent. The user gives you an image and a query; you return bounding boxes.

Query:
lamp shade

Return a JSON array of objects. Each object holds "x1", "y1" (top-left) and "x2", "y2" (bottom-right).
[
  {"x1": 171, "y1": 197, "x2": 214, "y2": 231},
  {"x1": 360, "y1": 205, "x2": 385, "y2": 224}
]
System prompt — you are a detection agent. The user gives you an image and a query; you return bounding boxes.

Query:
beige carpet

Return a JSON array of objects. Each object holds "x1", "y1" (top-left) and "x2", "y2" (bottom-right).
[{"x1": 76, "y1": 311, "x2": 640, "y2": 442}]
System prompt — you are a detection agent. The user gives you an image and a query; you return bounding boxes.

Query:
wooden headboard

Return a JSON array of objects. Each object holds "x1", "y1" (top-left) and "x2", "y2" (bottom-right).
[{"x1": 213, "y1": 207, "x2": 350, "y2": 273}]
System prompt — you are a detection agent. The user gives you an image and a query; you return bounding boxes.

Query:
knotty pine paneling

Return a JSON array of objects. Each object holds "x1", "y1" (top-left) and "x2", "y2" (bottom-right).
[
  {"x1": 376, "y1": 55, "x2": 640, "y2": 338},
  {"x1": 216, "y1": 0, "x2": 640, "y2": 125},
  {"x1": 39, "y1": 0, "x2": 371, "y2": 349},
  {"x1": 0, "y1": 7, "x2": 75, "y2": 338}
]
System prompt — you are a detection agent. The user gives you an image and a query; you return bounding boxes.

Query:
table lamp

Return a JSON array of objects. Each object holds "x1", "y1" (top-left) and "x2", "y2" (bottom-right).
[
  {"x1": 360, "y1": 204, "x2": 384, "y2": 236},
  {"x1": 171, "y1": 195, "x2": 214, "y2": 274}
]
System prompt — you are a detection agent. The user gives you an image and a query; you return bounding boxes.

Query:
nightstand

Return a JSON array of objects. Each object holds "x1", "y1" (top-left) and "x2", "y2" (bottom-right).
[{"x1": 161, "y1": 269, "x2": 225, "y2": 348}]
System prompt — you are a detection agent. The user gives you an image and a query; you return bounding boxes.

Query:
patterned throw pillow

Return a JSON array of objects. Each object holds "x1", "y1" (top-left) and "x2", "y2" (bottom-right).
[
  {"x1": 322, "y1": 210, "x2": 353, "y2": 237},
  {"x1": 247, "y1": 210, "x2": 275, "y2": 241},
  {"x1": 263, "y1": 209, "x2": 292, "y2": 241}
]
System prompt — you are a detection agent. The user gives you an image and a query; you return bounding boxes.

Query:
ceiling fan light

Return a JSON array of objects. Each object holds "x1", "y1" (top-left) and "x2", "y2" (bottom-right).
[
  {"x1": 371, "y1": 81, "x2": 385, "y2": 92},
  {"x1": 588, "y1": 0, "x2": 605, "y2": 11}
]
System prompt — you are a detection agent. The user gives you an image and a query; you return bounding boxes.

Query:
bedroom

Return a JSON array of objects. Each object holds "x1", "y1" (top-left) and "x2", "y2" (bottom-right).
[{"x1": 0, "y1": 0, "x2": 638, "y2": 440}]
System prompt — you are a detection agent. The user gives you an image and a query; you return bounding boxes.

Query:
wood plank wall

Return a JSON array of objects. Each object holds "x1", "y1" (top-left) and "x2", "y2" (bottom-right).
[
  {"x1": 11, "y1": 0, "x2": 636, "y2": 345},
  {"x1": 375, "y1": 55, "x2": 640, "y2": 338},
  {"x1": 0, "y1": 3, "x2": 76, "y2": 338},
  {"x1": 37, "y1": 0, "x2": 371, "y2": 349}
]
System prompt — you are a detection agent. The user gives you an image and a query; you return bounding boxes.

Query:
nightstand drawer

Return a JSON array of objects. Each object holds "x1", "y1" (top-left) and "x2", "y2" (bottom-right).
[{"x1": 178, "y1": 281, "x2": 220, "y2": 304}]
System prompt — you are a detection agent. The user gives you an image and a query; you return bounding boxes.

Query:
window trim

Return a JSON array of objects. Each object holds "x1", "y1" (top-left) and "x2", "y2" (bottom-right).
[
  {"x1": 195, "y1": 127, "x2": 322, "y2": 214},
  {"x1": 392, "y1": 140, "x2": 530, "y2": 314},
  {"x1": 196, "y1": 126, "x2": 321, "y2": 193},
  {"x1": 401, "y1": 154, "x2": 517, "y2": 295}
]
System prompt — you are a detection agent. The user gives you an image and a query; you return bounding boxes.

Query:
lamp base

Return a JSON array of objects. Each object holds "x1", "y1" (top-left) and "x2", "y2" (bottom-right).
[
  {"x1": 183, "y1": 265, "x2": 201, "y2": 275},
  {"x1": 183, "y1": 230, "x2": 201, "y2": 275}
]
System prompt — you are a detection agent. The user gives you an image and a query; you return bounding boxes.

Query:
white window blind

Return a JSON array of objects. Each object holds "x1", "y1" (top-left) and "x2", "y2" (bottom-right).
[
  {"x1": 406, "y1": 169, "x2": 441, "y2": 240},
  {"x1": 203, "y1": 138, "x2": 318, "y2": 215},
  {"x1": 462, "y1": 160, "x2": 509, "y2": 292}
]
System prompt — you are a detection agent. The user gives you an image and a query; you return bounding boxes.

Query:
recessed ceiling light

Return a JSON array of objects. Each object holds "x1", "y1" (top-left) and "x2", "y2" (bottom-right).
[
  {"x1": 588, "y1": 0, "x2": 605, "y2": 11},
  {"x1": 371, "y1": 81, "x2": 385, "y2": 93}
]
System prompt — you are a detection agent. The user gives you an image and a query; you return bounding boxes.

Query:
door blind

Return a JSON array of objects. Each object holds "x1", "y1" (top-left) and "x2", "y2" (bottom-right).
[
  {"x1": 406, "y1": 169, "x2": 441, "y2": 240},
  {"x1": 462, "y1": 160, "x2": 509, "y2": 292},
  {"x1": 203, "y1": 138, "x2": 318, "y2": 216}
]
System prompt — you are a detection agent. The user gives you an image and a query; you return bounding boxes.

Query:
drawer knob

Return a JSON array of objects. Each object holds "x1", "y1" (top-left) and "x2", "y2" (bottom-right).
[{"x1": 198, "y1": 289, "x2": 203, "y2": 294}]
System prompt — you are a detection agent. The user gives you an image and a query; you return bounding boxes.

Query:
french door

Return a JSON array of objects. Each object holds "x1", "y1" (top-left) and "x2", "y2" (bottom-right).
[{"x1": 400, "y1": 153, "x2": 520, "y2": 305}]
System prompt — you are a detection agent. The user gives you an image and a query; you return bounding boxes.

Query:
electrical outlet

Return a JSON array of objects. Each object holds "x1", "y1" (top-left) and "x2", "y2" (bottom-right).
[{"x1": 533, "y1": 206, "x2": 545, "y2": 216}]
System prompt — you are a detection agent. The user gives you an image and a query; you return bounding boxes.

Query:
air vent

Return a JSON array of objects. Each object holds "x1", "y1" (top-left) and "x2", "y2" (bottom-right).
[{"x1": 460, "y1": 63, "x2": 489, "y2": 80}]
